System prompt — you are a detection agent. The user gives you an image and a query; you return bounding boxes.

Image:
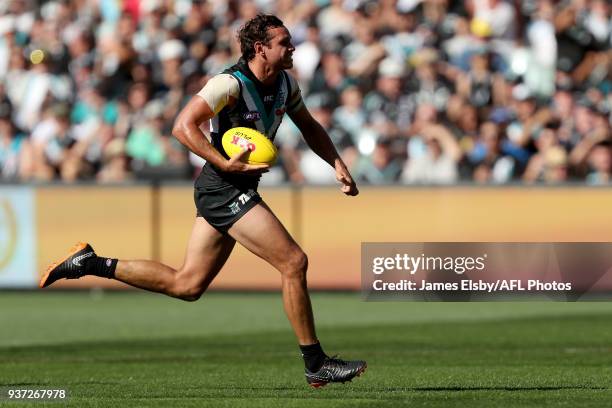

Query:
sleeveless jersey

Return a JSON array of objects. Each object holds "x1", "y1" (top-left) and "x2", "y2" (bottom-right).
[{"x1": 195, "y1": 59, "x2": 302, "y2": 190}]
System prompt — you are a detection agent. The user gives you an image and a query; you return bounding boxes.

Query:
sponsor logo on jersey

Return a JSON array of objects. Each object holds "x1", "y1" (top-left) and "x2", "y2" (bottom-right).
[
  {"x1": 263, "y1": 95, "x2": 274, "y2": 102},
  {"x1": 275, "y1": 107, "x2": 286, "y2": 116},
  {"x1": 243, "y1": 111, "x2": 261, "y2": 121}
]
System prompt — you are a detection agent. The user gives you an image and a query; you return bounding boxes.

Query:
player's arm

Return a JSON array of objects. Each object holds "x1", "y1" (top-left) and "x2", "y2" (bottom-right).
[
  {"x1": 289, "y1": 105, "x2": 358, "y2": 196},
  {"x1": 172, "y1": 76, "x2": 268, "y2": 174}
]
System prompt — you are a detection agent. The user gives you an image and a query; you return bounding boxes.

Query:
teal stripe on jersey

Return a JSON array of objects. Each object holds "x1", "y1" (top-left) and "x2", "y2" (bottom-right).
[{"x1": 233, "y1": 71, "x2": 273, "y2": 132}]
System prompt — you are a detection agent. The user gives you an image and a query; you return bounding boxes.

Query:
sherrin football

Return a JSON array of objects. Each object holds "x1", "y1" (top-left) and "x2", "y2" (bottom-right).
[{"x1": 221, "y1": 127, "x2": 278, "y2": 165}]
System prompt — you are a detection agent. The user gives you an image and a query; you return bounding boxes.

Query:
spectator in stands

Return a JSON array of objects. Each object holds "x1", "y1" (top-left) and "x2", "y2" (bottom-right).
[
  {"x1": 308, "y1": 50, "x2": 352, "y2": 108},
  {"x1": 0, "y1": 0, "x2": 609, "y2": 185},
  {"x1": 353, "y1": 137, "x2": 402, "y2": 184},
  {"x1": 522, "y1": 125, "x2": 565, "y2": 183},
  {"x1": 468, "y1": 121, "x2": 516, "y2": 183},
  {"x1": 586, "y1": 141, "x2": 612, "y2": 185},
  {"x1": 343, "y1": 15, "x2": 386, "y2": 78},
  {"x1": 401, "y1": 123, "x2": 462, "y2": 184},
  {"x1": 333, "y1": 85, "x2": 367, "y2": 140},
  {"x1": 542, "y1": 145, "x2": 570, "y2": 184},
  {"x1": 363, "y1": 57, "x2": 411, "y2": 139},
  {"x1": 292, "y1": 22, "x2": 322, "y2": 88},
  {"x1": 30, "y1": 103, "x2": 72, "y2": 181},
  {"x1": 0, "y1": 99, "x2": 31, "y2": 180},
  {"x1": 316, "y1": 0, "x2": 354, "y2": 42}
]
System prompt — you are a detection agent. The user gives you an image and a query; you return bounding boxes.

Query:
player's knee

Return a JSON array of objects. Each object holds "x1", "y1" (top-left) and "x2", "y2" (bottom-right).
[
  {"x1": 282, "y1": 250, "x2": 308, "y2": 281},
  {"x1": 171, "y1": 277, "x2": 205, "y2": 302},
  {"x1": 177, "y1": 287, "x2": 203, "y2": 302}
]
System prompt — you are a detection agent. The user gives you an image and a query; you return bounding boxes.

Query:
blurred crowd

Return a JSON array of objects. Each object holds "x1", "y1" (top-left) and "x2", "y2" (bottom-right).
[{"x1": 0, "y1": 0, "x2": 610, "y2": 185}]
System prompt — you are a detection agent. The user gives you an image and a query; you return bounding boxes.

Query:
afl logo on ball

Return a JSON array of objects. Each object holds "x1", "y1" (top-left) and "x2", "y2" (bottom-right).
[{"x1": 243, "y1": 111, "x2": 261, "y2": 121}]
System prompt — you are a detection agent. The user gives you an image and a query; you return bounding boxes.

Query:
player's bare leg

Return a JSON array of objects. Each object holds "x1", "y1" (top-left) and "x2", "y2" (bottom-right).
[
  {"x1": 41, "y1": 217, "x2": 235, "y2": 302},
  {"x1": 228, "y1": 201, "x2": 316, "y2": 344},
  {"x1": 228, "y1": 201, "x2": 366, "y2": 386},
  {"x1": 115, "y1": 217, "x2": 235, "y2": 301}
]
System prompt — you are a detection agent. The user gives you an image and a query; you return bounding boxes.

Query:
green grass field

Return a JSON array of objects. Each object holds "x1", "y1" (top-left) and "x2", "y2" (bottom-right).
[{"x1": 1, "y1": 291, "x2": 612, "y2": 407}]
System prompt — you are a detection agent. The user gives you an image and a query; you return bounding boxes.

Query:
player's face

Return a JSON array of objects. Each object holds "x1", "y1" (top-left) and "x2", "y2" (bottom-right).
[{"x1": 264, "y1": 26, "x2": 295, "y2": 70}]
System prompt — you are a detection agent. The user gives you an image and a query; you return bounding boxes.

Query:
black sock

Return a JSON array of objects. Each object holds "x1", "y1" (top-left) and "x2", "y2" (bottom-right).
[
  {"x1": 85, "y1": 257, "x2": 118, "y2": 279},
  {"x1": 300, "y1": 342, "x2": 327, "y2": 372}
]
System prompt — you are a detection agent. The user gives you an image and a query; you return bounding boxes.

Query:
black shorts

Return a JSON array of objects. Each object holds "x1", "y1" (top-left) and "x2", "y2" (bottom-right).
[{"x1": 194, "y1": 183, "x2": 262, "y2": 234}]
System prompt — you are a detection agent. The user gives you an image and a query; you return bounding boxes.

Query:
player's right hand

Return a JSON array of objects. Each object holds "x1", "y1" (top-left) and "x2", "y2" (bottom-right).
[{"x1": 223, "y1": 148, "x2": 270, "y2": 175}]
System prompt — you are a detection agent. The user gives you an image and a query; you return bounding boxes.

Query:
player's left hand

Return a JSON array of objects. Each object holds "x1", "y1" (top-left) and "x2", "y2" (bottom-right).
[{"x1": 335, "y1": 162, "x2": 359, "y2": 196}]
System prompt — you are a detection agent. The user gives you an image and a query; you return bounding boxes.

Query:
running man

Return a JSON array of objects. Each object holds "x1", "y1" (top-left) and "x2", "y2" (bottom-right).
[{"x1": 40, "y1": 14, "x2": 366, "y2": 387}]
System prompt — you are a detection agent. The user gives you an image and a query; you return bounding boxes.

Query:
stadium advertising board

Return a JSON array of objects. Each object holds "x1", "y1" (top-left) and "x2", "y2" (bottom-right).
[{"x1": 0, "y1": 188, "x2": 37, "y2": 288}]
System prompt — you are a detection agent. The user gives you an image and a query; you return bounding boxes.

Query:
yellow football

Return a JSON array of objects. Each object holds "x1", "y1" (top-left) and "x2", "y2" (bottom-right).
[{"x1": 221, "y1": 127, "x2": 278, "y2": 165}]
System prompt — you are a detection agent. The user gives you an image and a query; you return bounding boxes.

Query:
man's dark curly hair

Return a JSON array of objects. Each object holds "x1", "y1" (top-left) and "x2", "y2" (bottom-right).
[{"x1": 238, "y1": 14, "x2": 285, "y2": 61}]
